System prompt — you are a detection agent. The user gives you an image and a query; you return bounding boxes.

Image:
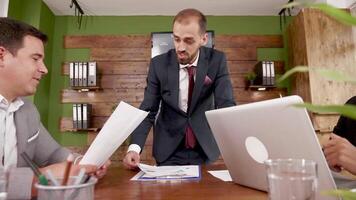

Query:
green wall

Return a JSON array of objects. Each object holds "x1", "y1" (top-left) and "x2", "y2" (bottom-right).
[
  {"x1": 8, "y1": 1, "x2": 290, "y2": 147},
  {"x1": 35, "y1": 2, "x2": 55, "y2": 127},
  {"x1": 8, "y1": 0, "x2": 55, "y2": 127}
]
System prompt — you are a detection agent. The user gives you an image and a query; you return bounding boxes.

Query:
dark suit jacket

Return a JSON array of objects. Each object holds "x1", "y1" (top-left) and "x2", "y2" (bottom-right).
[
  {"x1": 333, "y1": 96, "x2": 356, "y2": 146},
  {"x1": 130, "y1": 47, "x2": 236, "y2": 163}
]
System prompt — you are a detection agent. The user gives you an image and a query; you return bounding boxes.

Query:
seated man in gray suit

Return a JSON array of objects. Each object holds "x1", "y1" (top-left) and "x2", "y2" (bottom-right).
[
  {"x1": 0, "y1": 17, "x2": 110, "y2": 199},
  {"x1": 123, "y1": 8, "x2": 236, "y2": 167}
]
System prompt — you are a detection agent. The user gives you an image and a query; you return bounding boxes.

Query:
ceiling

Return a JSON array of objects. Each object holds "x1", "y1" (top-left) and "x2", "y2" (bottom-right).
[{"x1": 43, "y1": 0, "x2": 303, "y2": 16}]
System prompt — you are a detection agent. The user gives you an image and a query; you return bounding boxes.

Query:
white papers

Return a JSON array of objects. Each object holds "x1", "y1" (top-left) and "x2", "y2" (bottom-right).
[
  {"x1": 80, "y1": 101, "x2": 148, "y2": 166},
  {"x1": 208, "y1": 170, "x2": 232, "y2": 182},
  {"x1": 131, "y1": 163, "x2": 200, "y2": 181}
]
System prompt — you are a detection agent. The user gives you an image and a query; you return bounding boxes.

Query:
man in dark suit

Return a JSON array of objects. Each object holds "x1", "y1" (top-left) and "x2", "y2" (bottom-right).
[{"x1": 123, "y1": 8, "x2": 235, "y2": 167}]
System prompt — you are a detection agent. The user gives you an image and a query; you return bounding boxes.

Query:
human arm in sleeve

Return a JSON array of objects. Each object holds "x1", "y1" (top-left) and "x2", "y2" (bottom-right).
[
  {"x1": 213, "y1": 53, "x2": 236, "y2": 108},
  {"x1": 123, "y1": 59, "x2": 162, "y2": 169}
]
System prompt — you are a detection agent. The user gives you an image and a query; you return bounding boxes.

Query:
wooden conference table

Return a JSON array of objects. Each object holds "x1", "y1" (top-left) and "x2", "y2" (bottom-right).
[{"x1": 95, "y1": 164, "x2": 267, "y2": 200}]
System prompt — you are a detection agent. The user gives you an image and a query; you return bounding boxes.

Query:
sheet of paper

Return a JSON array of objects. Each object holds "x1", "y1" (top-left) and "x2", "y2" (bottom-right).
[
  {"x1": 131, "y1": 164, "x2": 200, "y2": 181},
  {"x1": 208, "y1": 170, "x2": 232, "y2": 182},
  {"x1": 80, "y1": 101, "x2": 148, "y2": 166}
]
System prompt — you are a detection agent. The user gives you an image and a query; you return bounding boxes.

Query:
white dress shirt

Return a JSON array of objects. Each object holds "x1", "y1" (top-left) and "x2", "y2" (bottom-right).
[
  {"x1": 0, "y1": 94, "x2": 24, "y2": 169},
  {"x1": 128, "y1": 52, "x2": 200, "y2": 153}
]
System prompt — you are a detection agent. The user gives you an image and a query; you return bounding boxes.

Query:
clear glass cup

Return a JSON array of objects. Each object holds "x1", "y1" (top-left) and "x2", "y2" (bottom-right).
[{"x1": 264, "y1": 159, "x2": 318, "y2": 200}]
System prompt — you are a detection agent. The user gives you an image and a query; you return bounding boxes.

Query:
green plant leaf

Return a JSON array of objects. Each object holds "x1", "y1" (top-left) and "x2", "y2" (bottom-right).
[
  {"x1": 277, "y1": 66, "x2": 356, "y2": 84},
  {"x1": 317, "y1": 69, "x2": 356, "y2": 83},
  {"x1": 294, "y1": 103, "x2": 356, "y2": 120},
  {"x1": 276, "y1": 66, "x2": 309, "y2": 83},
  {"x1": 283, "y1": 2, "x2": 356, "y2": 26},
  {"x1": 310, "y1": 3, "x2": 356, "y2": 26},
  {"x1": 322, "y1": 190, "x2": 356, "y2": 200}
]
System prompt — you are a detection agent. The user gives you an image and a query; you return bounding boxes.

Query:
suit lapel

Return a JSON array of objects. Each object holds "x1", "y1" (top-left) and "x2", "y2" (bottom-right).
[
  {"x1": 167, "y1": 54, "x2": 180, "y2": 111},
  {"x1": 189, "y1": 48, "x2": 209, "y2": 115},
  {"x1": 14, "y1": 108, "x2": 27, "y2": 165}
]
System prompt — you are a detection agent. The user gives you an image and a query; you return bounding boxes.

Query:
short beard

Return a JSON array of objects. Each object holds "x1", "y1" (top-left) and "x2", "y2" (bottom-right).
[{"x1": 177, "y1": 51, "x2": 198, "y2": 65}]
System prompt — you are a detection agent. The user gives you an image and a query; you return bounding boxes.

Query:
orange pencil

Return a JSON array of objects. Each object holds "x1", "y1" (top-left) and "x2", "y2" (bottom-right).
[{"x1": 62, "y1": 154, "x2": 74, "y2": 186}]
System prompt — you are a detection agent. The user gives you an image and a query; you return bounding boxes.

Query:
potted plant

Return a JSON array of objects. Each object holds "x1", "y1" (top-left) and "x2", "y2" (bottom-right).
[{"x1": 245, "y1": 71, "x2": 257, "y2": 87}]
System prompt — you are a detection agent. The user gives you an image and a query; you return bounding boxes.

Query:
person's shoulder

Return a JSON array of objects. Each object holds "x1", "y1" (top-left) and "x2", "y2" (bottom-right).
[
  {"x1": 151, "y1": 49, "x2": 176, "y2": 64},
  {"x1": 201, "y1": 47, "x2": 225, "y2": 59},
  {"x1": 346, "y1": 96, "x2": 356, "y2": 105},
  {"x1": 18, "y1": 98, "x2": 39, "y2": 115}
]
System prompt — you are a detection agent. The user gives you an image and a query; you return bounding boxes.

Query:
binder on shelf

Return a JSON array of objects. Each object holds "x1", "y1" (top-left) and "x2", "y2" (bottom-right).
[
  {"x1": 83, "y1": 62, "x2": 88, "y2": 87},
  {"x1": 72, "y1": 104, "x2": 78, "y2": 129},
  {"x1": 262, "y1": 61, "x2": 267, "y2": 85},
  {"x1": 77, "y1": 104, "x2": 82, "y2": 129},
  {"x1": 254, "y1": 61, "x2": 267, "y2": 86},
  {"x1": 82, "y1": 104, "x2": 92, "y2": 129},
  {"x1": 74, "y1": 62, "x2": 79, "y2": 87},
  {"x1": 78, "y1": 62, "x2": 83, "y2": 87},
  {"x1": 266, "y1": 61, "x2": 271, "y2": 85},
  {"x1": 69, "y1": 62, "x2": 74, "y2": 87},
  {"x1": 270, "y1": 61, "x2": 275, "y2": 86},
  {"x1": 88, "y1": 62, "x2": 97, "y2": 87},
  {"x1": 253, "y1": 60, "x2": 278, "y2": 87}
]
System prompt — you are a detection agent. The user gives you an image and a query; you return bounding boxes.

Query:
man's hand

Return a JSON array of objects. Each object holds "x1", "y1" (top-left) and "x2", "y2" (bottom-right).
[
  {"x1": 39, "y1": 159, "x2": 111, "y2": 179},
  {"x1": 39, "y1": 162, "x2": 97, "y2": 178},
  {"x1": 123, "y1": 151, "x2": 140, "y2": 170},
  {"x1": 95, "y1": 160, "x2": 111, "y2": 179},
  {"x1": 323, "y1": 134, "x2": 356, "y2": 175}
]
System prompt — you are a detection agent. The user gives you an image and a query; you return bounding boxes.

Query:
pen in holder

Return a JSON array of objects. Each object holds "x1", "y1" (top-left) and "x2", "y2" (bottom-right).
[{"x1": 20, "y1": 152, "x2": 48, "y2": 185}]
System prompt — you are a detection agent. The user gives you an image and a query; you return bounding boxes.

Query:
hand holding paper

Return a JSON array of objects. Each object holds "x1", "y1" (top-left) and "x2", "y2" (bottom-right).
[{"x1": 80, "y1": 101, "x2": 148, "y2": 167}]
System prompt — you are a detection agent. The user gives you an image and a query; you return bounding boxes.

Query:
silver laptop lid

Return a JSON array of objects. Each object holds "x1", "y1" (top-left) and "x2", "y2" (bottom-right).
[{"x1": 206, "y1": 95, "x2": 337, "y2": 200}]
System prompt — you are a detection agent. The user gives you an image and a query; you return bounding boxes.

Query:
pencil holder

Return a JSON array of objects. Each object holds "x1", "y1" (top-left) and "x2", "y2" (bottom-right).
[{"x1": 35, "y1": 176, "x2": 97, "y2": 200}]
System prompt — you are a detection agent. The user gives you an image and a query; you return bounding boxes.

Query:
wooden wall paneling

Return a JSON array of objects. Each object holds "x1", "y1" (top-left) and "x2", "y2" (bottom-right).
[
  {"x1": 60, "y1": 117, "x2": 108, "y2": 132},
  {"x1": 303, "y1": 9, "x2": 356, "y2": 106},
  {"x1": 90, "y1": 102, "x2": 141, "y2": 116},
  {"x1": 215, "y1": 35, "x2": 283, "y2": 48},
  {"x1": 216, "y1": 47, "x2": 257, "y2": 61},
  {"x1": 99, "y1": 74, "x2": 147, "y2": 89},
  {"x1": 287, "y1": 11, "x2": 312, "y2": 104},
  {"x1": 90, "y1": 48, "x2": 151, "y2": 61},
  {"x1": 64, "y1": 35, "x2": 151, "y2": 48},
  {"x1": 61, "y1": 89, "x2": 144, "y2": 103},
  {"x1": 234, "y1": 89, "x2": 287, "y2": 103},
  {"x1": 289, "y1": 9, "x2": 356, "y2": 106},
  {"x1": 288, "y1": 9, "x2": 356, "y2": 135},
  {"x1": 61, "y1": 88, "x2": 286, "y2": 106}
]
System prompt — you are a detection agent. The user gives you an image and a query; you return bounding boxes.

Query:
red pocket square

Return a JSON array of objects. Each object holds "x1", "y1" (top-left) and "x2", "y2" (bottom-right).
[{"x1": 204, "y1": 75, "x2": 213, "y2": 85}]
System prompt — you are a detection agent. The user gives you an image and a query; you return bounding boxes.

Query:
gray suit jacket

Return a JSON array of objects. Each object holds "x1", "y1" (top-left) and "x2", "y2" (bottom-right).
[
  {"x1": 7, "y1": 98, "x2": 70, "y2": 199},
  {"x1": 130, "y1": 47, "x2": 236, "y2": 163}
]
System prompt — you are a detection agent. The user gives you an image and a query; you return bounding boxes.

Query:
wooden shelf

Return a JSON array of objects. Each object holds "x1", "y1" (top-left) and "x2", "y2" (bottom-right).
[
  {"x1": 63, "y1": 128, "x2": 100, "y2": 132},
  {"x1": 248, "y1": 85, "x2": 277, "y2": 90},
  {"x1": 70, "y1": 86, "x2": 100, "y2": 92}
]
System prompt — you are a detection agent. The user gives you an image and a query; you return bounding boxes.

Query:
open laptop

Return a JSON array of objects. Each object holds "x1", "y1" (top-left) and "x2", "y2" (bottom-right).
[{"x1": 205, "y1": 95, "x2": 338, "y2": 200}]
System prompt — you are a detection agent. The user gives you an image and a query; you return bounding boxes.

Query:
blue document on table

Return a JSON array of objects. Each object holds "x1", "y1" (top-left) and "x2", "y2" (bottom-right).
[{"x1": 131, "y1": 163, "x2": 201, "y2": 181}]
